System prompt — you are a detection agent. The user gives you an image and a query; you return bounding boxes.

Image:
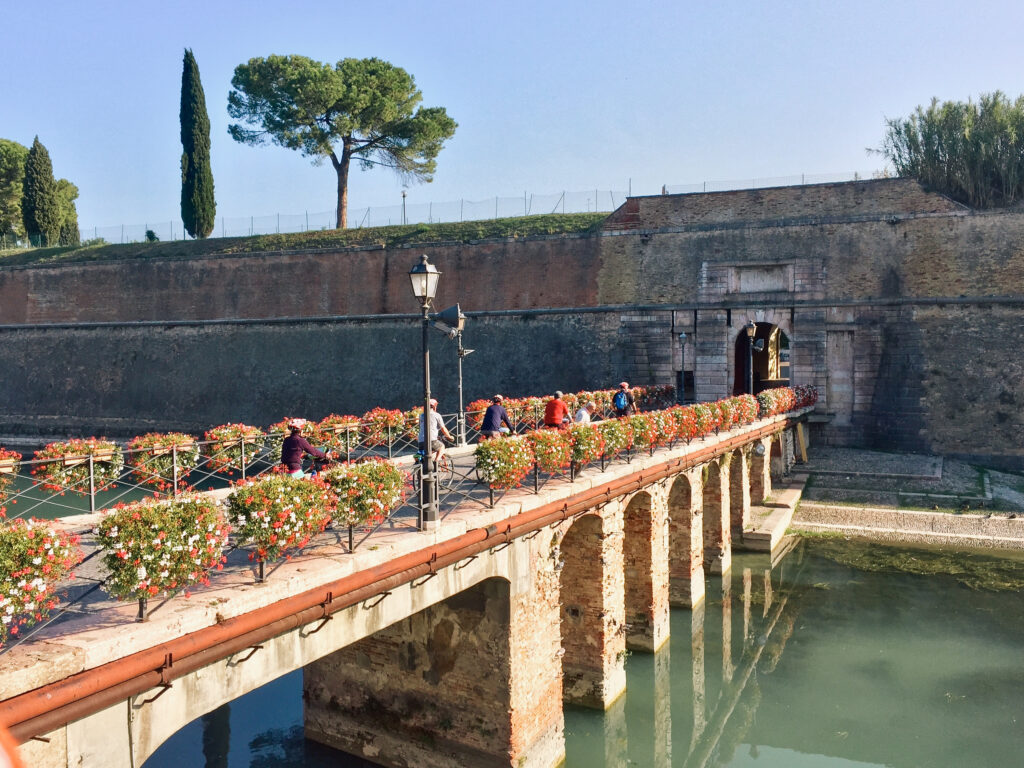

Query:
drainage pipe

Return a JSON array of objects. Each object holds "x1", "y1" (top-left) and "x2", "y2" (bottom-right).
[{"x1": 2, "y1": 415, "x2": 801, "y2": 742}]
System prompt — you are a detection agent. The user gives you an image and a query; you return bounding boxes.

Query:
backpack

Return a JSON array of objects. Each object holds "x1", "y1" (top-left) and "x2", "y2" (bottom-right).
[{"x1": 613, "y1": 390, "x2": 628, "y2": 411}]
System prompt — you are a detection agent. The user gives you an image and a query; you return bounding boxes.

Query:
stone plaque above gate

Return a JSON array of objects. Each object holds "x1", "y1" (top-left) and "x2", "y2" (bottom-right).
[{"x1": 731, "y1": 263, "x2": 794, "y2": 293}]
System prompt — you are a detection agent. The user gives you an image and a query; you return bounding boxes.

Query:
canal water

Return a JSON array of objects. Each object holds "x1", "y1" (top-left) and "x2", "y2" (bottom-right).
[{"x1": 144, "y1": 538, "x2": 1024, "y2": 767}]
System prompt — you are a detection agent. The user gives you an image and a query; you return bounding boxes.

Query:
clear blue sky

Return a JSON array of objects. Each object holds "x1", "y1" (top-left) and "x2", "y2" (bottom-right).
[{"x1": 5, "y1": 0, "x2": 1024, "y2": 230}]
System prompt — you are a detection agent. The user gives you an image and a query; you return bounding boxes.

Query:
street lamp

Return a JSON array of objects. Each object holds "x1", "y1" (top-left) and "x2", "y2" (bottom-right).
[
  {"x1": 745, "y1": 321, "x2": 757, "y2": 396},
  {"x1": 410, "y1": 254, "x2": 441, "y2": 529}
]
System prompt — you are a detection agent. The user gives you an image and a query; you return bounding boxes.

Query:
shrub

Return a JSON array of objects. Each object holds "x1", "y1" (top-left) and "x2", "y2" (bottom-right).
[
  {"x1": 0, "y1": 518, "x2": 81, "y2": 646},
  {"x1": 466, "y1": 399, "x2": 491, "y2": 430},
  {"x1": 527, "y1": 429, "x2": 572, "y2": 473},
  {"x1": 0, "y1": 447, "x2": 22, "y2": 515},
  {"x1": 734, "y1": 394, "x2": 760, "y2": 424},
  {"x1": 322, "y1": 459, "x2": 407, "y2": 526},
  {"x1": 203, "y1": 423, "x2": 266, "y2": 474},
  {"x1": 360, "y1": 408, "x2": 404, "y2": 447},
  {"x1": 569, "y1": 424, "x2": 605, "y2": 466},
  {"x1": 126, "y1": 432, "x2": 199, "y2": 492},
  {"x1": 227, "y1": 473, "x2": 337, "y2": 564},
  {"x1": 672, "y1": 406, "x2": 698, "y2": 442},
  {"x1": 628, "y1": 414, "x2": 659, "y2": 451},
  {"x1": 318, "y1": 414, "x2": 362, "y2": 454},
  {"x1": 597, "y1": 418, "x2": 633, "y2": 457},
  {"x1": 32, "y1": 438, "x2": 123, "y2": 495},
  {"x1": 94, "y1": 495, "x2": 228, "y2": 600},
  {"x1": 475, "y1": 436, "x2": 535, "y2": 489}
]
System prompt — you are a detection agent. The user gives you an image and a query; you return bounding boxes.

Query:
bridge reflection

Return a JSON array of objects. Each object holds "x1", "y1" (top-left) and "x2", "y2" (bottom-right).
[{"x1": 564, "y1": 546, "x2": 808, "y2": 768}]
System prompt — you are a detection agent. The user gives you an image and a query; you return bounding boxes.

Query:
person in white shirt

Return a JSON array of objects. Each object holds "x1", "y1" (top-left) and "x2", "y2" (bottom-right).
[
  {"x1": 418, "y1": 398, "x2": 454, "y2": 464},
  {"x1": 574, "y1": 401, "x2": 597, "y2": 424}
]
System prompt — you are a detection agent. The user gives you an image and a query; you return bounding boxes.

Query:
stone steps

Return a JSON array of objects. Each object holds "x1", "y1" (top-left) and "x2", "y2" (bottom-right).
[{"x1": 740, "y1": 473, "x2": 809, "y2": 554}]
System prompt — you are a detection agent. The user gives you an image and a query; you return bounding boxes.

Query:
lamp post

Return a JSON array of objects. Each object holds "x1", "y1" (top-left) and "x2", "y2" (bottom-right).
[
  {"x1": 409, "y1": 254, "x2": 441, "y2": 529},
  {"x1": 744, "y1": 320, "x2": 757, "y2": 395}
]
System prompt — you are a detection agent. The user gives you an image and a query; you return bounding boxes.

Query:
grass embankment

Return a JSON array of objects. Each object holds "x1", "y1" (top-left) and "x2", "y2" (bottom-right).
[{"x1": 0, "y1": 213, "x2": 608, "y2": 268}]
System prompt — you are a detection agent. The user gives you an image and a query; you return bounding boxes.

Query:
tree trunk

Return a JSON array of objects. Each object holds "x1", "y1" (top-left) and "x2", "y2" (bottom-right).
[{"x1": 333, "y1": 145, "x2": 352, "y2": 229}]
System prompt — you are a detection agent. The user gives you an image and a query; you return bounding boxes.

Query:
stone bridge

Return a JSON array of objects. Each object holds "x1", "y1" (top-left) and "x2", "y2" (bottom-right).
[{"x1": 2, "y1": 409, "x2": 811, "y2": 768}]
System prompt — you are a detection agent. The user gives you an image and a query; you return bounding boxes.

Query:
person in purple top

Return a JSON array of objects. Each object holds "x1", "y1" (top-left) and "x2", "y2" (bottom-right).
[
  {"x1": 280, "y1": 419, "x2": 327, "y2": 477},
  {"x1": 480, "y1": 394, "x2": 513, "y2": 439}
]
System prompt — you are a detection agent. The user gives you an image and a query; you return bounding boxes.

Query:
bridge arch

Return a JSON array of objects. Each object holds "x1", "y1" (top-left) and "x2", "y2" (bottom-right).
[
  {"x1": 558, "y1": 512, "x2": 626, "y2": 709},
  {"x1": 668, "y1": 470, "x2": 704, "y2": 609},
  {"x1": 622, "y1": 488, "x2": 670, "y2": 652},
  {"x1": 728, "y1": 448, "x2": 750, "y2": 533},
  {"x1": 702, "y1": 459, "x2": 731, "y2": 575}
]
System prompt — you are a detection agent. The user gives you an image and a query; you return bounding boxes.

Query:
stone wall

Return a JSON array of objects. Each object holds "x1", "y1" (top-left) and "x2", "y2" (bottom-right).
[{"x1": 1, "y1": 178, "x2": 1022, "y2": 465}]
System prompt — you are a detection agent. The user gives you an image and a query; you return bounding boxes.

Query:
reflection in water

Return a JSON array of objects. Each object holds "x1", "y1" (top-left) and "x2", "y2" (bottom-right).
[
  {"x1": 147, "y1": 539, "x2": 1024, "y2": 768},
  {"x1": 565, "y1": 539, "x2": 1024, "y2": 767}
]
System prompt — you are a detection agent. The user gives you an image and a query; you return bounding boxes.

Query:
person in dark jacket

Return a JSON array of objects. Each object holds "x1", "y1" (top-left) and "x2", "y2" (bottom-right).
[
  {"x1": 280, "y1": 419, "x2": 326, "y2": 477},
  {"x1": 480, "y1": 394, "x2": 513, "y2": 439}
]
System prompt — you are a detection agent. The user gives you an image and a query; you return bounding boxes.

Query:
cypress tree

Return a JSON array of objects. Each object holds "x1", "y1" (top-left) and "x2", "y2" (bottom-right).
[
  {"x1": 21, "y1": 137, "x2": 61, "y2": 246},
  {"x1": 180, "y1": 48, "x2": 215, "y2": 239}
]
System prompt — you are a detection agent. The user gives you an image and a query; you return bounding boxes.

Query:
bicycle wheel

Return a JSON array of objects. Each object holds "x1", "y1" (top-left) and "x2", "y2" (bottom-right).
[{"x1": 438, "y1": 454, "x2": 455, "y2": 489}]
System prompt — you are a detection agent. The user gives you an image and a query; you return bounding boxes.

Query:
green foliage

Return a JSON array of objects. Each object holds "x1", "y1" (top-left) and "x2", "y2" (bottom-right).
[
  {"x1": 180, "y1": 48, "x2": 215, "y2": 239},
  {"x1": 880, "y1": 92, "x2": 1024, "y2": 208},
  {"x1": 54, "y1": 178, "x2": 79, "y2": 246},
  {"x1": 228, "y1": 55, "x2": 456, "y2": 228},
  {"x1": 21, "y1": 137, "x2": 61, "y2": 246},
  {"x1": 0, "y1": 139, "x2": 28, "y2": 241},
  {"x1": 145, "y1": 229, "x2": 159, "y2": 242},
  {"x1": 0, "y1": 212, "x2": 606, "y2": 267}
]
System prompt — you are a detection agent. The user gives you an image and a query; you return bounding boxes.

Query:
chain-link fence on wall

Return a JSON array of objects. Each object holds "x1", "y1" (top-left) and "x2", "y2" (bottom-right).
[{"x1": 52, "y1": 172, "x2": 860, "y2": 246}]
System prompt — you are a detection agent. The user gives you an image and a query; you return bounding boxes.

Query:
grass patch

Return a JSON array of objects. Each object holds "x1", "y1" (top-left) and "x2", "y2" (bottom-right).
[{"x1": 0, "y1": 213, "x2": 608, "y2": 268}]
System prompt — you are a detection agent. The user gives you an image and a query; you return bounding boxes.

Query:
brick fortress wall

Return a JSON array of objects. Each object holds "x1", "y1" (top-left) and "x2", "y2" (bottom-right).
[{"x1": 0, "y1": 178, "x2": 1021, "y2": 466}]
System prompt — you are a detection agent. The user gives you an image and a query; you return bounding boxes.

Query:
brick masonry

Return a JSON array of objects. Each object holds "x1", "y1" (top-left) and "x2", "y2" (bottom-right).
[{"x1": 0, "y1": 179, "x2": 1020, "y2": 465}]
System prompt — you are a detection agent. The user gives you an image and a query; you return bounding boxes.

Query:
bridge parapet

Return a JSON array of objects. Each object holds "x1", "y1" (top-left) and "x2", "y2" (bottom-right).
[{"x1": 2, "y1": 408, "x2": 812, "y2": 767}]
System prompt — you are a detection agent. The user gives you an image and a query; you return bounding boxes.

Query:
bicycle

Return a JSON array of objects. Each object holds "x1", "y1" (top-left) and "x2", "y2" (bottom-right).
[{"x1": 414, "y1": 444, "x2": 454, "y2": 492}]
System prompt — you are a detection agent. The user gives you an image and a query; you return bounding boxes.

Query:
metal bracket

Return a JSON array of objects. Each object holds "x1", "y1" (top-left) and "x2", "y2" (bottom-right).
[
  {"x1": 140, "y1": 683, "x2": 173, "y2": 705},
  {"x1": 303, "y1": 616, "x2": 333, "y2": 636},
  {"x1": 522, "y1": 529, "x2": 541, "y2": 540},
  {"x1": 158, "y1": 653, "x2": 174, "y2": 685},
  {"x1": 362, "y1": 591, "x2": 392, "y2": 609},
  {"x1": 233, "y1": 644, "x2": 264, "y2": 664},
  {"x1": 454, "y1": 555, "x2": 478, "y2": 571},
  {"x1": 411, "y1": 572, "x2": 436, "y2": 588},
  {"x1": 29, "y1": 736, "x2": 51, "y2": 744}
]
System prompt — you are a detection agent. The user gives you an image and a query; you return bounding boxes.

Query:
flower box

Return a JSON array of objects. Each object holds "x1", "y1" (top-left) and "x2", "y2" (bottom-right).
[
  {"x1": 147, "y1": 441, "x2": 196, "y2": 457},
  {"x1": 62, "y1": 448, "x2": 115, "y2": 467},
  {"x1": 0, "y1": 459, "x2": 16, "y2": 475}
]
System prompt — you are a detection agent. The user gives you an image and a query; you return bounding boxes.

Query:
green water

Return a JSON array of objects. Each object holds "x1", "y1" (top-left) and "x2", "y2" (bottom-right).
[{"x1": 144, "y1": 539, "x2": 1024, "y2": 767}]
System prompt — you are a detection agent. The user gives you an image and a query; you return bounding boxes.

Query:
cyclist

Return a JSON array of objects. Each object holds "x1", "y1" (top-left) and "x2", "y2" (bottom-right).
[
  {"x1": 418, "y1": 398, "x2": 454, "y2": 466},
  {"x1": 480, "y1": 394, "x2": 513, "y2": 439},
  {"x1": 281, "y1": 419, "x2": 327, "y2": 477},
  {"x1": 543, "y1": 391, "x2": 571, "y2": 429}
]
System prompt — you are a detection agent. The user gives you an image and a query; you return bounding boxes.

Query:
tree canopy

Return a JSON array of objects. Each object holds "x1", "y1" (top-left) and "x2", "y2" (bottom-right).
[
  {"x1": 880, "y1": 92, "x2": 1024, "y2": 208},
  {"x1": 180, "y1": 48, "x2": 215, "y2": 239},
  {"x1": 0, "y1": 139, "x2": 29, "y2": 243},
  {"x1": 227, "y1": 55, "x2": 457, "y2": 228},
  {"x1": 22, "y1": 137, "x2": 62, "y2": 246}
]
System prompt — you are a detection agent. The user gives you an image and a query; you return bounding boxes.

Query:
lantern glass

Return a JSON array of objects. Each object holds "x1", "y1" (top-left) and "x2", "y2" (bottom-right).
[{"x1": 409, "y1": 255, "x2": 441, "y2": 302}]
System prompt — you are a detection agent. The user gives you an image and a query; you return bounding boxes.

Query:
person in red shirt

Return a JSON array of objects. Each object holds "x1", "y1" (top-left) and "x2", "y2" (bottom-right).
[{"x1": 543, "y1": 391, "x2": 570, "y2": 429}]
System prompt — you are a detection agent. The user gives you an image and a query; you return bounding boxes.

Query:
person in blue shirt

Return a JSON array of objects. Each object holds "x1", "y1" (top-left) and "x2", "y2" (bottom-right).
[{"x1": 480, "y1": 394, "x2": 513, "y2": 439}]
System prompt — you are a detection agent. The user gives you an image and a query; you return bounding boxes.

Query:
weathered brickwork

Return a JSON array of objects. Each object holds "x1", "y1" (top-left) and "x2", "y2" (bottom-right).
[
  {"x1": 1, "y1": 178, "x2": 1020, "y2": 464},
  {"x1": 701, "y1": 459, "x2": 731, "y2": 575},
  {"x1": 667, "y1": 471, "x2": 704, "y2": 608}
]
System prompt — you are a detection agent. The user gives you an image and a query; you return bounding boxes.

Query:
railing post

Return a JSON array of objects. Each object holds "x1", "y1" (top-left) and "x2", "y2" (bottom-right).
[
  {"x1": 172, "y1": 444, "x2": 179, "y2": 498},
  {"x1": 88, "y1": 455, "x2": 96, "y2": 514},
  {"x1": 136, "y1": 597, "x2": 147, "y2": 622},
  {"x1": 240, "y1": 437, "x2": 247, "y2": 481}
]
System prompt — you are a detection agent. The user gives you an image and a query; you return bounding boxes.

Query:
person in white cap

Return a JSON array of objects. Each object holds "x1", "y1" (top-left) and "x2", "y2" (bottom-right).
[
  {"x1": 418, "y1": 398, "x2": 454, "y2": 464},
  {"x1": 613, "y1": 381, "x2": 636, "y2": 417}
]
